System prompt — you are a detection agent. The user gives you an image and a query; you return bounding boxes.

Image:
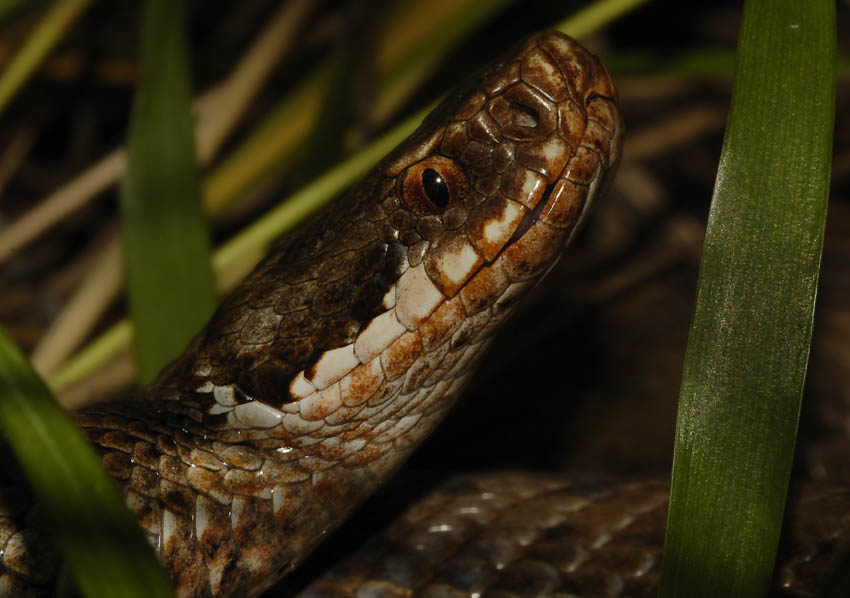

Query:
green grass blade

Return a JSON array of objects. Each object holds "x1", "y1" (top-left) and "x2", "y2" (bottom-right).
[
  {"x1": 0, "y1": 0, "x2": 94, "y2": 116},
  {"x1": 372, "y1": 0, "x2": 516, "y2": 122},
  {"x1": 658, "y1": 1, "x2": 836, "y2": 597},
  {"x1": 555, "y1": 0, "x2": 651, "y2": 37},
  {"x1": 0, "y1": 0, "x2": 28, "y2": 21},
  {"x1": 291, "y1": 0, "x2": 383, "y2": 182},
  {"x1": 121, "y1": 0, "x2": 216, "y2": 384},
  {"x1": 0, "y1": 325, "x2": 174, "y2": 597}
]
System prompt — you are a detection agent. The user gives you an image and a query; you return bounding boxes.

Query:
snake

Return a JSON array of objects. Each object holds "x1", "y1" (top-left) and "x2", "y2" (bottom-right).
[{"x1": 1, "y1": 30, "x2": 848, "y2": 597}]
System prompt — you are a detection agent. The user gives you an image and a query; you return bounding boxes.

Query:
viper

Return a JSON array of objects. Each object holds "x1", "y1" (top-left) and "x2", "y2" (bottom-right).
[{"x1": 1, "y1": 30, "x2": 847, "y2": 598}]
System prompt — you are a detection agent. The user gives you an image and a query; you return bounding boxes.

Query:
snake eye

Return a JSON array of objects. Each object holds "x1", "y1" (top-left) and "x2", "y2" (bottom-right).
[
  {"x1": 512, "y1": 103, "x2": 539, "y2": 129},
  {"x1": 401, "y1": 155, "x2": 468, "y2": 215},
  {"x1": 422, "y1": 168, "x2": 449, "y2": 208}
]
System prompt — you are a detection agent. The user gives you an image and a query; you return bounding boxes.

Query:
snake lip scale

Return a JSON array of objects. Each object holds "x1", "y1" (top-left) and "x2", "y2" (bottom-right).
[{"x1": 0, "y1": 31, "x2": 623, "y2": 596}]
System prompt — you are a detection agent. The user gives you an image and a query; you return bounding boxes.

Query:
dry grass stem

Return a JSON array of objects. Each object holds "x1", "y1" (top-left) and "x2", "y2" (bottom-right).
[
  {"x1": 30, "y1": 233, "x2": 123, "y2": 377},
  {"x1": 0, "y1": 0, "x2": 315, "y2": 264},
  {"x1": 623, "y1": 106, "x2": 728, "y2": 162}
]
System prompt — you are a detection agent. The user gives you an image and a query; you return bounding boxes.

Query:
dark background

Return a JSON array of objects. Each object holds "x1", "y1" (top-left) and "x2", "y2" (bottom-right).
[{"x1": 0, "y1": 1, "x2": 848, "y2": 594}]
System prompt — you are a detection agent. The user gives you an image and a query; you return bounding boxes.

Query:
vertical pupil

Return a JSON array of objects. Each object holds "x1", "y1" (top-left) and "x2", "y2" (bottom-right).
[{"x1": 422, "y1": 168, "x2": 449, "y2": 208}]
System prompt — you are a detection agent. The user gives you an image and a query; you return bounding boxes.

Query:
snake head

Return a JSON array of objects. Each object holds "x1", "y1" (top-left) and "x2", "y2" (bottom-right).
[
  {"x1": 158, "y1": 31, "x2": 622, "y2": 430},
  {"x1": 373, "y1": 30, "x2": 623, "y2": 327}
]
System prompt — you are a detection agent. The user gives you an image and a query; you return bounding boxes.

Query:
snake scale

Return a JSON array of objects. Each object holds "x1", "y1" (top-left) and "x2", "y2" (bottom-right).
[{"x1": 1, "y1": 31, "x2": 849, "y2": 597}]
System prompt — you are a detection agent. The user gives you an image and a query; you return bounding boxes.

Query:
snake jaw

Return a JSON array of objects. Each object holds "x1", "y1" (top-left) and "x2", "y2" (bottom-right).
[{"x1": 505, "y1": 181, "x2": 554, "y2": 247}]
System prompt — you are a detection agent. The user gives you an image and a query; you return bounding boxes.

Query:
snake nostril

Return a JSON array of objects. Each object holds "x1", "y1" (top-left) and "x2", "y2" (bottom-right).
[{"x1": 513, "y1": 103, "x2": 540, "y2": 129}]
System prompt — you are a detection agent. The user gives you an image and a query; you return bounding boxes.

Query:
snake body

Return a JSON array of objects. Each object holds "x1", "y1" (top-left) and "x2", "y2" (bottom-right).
[
  {"x1": 300, "y1": 475, "x2": 850, "y2": 597},
  {"x1": 0, "y1": 31, "x2": 621, "y2": 596}
]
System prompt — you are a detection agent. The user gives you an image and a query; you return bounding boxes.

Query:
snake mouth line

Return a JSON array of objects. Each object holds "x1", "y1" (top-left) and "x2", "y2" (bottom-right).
[{"x1": 505, "y1": 182, "x2": 554, "y2": 247}]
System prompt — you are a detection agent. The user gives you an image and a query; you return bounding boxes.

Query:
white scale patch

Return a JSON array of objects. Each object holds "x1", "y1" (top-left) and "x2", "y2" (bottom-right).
[
  {"x1": 289, "y1": 371, "x2": 316, "y2": 400},
  {"x1": 324, "y1": 402, "x2": 365, "y2": 426},
  {"x1": 231, "y1": 401, "x2": 283, "y2": 429},
  {"x1": 307, "y1": 344, "x2": 359, "y2": 390},
  {"x1": 519, "y1": 169, "x2": 546, "y2": 209},
  {"x1": 193, "y1": 361, "x2": 212, "y2": 377},
  {"x1": 209, "y1": 402, "x2": 231, "y2": 415},
  {"x1": 382, "y1": 285, "x2": 396, "y2": 309},
  {"x1": 528, "y1": 50, "x2": 560, "y2": 86},
  {"x1": 439, "y1": 241, "x2": 483, "y2": 287},
  {"x1": 484, "y1": 201, "x2": 524, "y2": 245},
  {"x1": 208, "y1": 560, "x2": 226, "y2": 595},
  {"x1": 194, "y1": 496, "x2": 209, "y2": 539},
  {"x1": 272, "y1": 485, "x2": 286, "y2": 515},
  {"x1": 355, "y1": 308, "x2": 407, "y2": 363},
  {"x1": 339, "y1": 356, "x2": 384, "y2": 406},
  {"x1": 213, "y1": 385, "x2": 237, "y2": 406},
  {"x1": 280, "y1": 412, "x2": 324, "y2": 436},
  {"x1": 299, "y1": 383, "x2": 342, "y2": 421},
  {"x1": 395, "y1": 263, "x2": 445, "y2": 330},
  {"x1": 161, "y1": 509, "x2": 177, "y2": 549},
  {"x1": 196, "y1": 380, "x2": 214, "y2": 393},
  {"x1": 542, "y1": 135, "x2": 568, "y2": 162}
]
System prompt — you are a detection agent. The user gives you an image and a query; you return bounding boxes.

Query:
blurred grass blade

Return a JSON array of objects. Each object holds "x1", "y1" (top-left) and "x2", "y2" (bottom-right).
[
  {"x1": 292, "y1": 0, "x2": 382, "y2": 182},
  {"x1": 0, "y1": 0, "x2": 94, "y2": 116},
  {"x1": 0, "y1": 0, "x2": 27, "y2": 21},
  {"x1": 555, "y1": 0, "x2": 650, "y2": 37},
  {"x1": 0, "y1": 326, "x2": 174, "y2": 597},
  {"x1": 205, "y1": 0, "x2": 518, "y2": 215},
  {"x1": 371, "y1": 0, "x2": 515, "y2": 123},
  {"x1": 121, "y1": 0, "x2": 216, "y2": 384},
  {"x1": 659, "y1": 1, "x2": 836, "y2": 597}
]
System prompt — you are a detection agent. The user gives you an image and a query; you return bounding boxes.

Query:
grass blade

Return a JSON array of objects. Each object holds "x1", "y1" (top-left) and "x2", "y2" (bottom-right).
[
  {"x1": 0, "y1": 0, "x2": 94, "y2": 116},
  {"x1": 121, "y1": 0, "x2": 217, "y2": 384},
  {"x1": 659, "y1": 1, "x2": 836, "y2": 596},
  {"x1": 290, "y1": 0, "x2": 383, "y2": 182},
  {"x1": 0, "y1": 0, "x2": 27, "y2": 21},
  {"x1": 555, "y1": 0, "x2": 651, "y2": 36},
  {"x1": 0, "y1": 326, "x2": 173, "y2": 597}
]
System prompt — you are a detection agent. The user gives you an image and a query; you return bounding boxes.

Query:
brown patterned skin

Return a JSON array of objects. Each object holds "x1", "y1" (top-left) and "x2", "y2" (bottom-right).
[
  {"x1": 0, "y1": 32, "x2": 622, "y2": 596},
  {"x1": 301, "y1": 475, "x2": 850, "y2": 598}
]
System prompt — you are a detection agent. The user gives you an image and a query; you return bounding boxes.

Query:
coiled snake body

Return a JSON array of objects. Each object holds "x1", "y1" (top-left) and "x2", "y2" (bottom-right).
[{"x1": 0, "y1": 31, "x2": 847, "y2": 597}]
